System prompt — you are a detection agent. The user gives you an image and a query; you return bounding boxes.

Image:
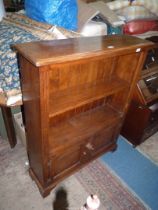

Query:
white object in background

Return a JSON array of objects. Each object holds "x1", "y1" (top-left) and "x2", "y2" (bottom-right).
[
  {"x1": 6, "y1": 94, "x2": 22, "y2": 106},
  {"x1": 0, "y1": 0, "x2": 6, "y2": 21},
  {"x1": 48, "y1": 26, "x2": 67, "y2": 39},
  {"x1": 25, "y1": 161, "x2": 29, "y2": 166},
  {"x1": 81, "y1": 195, "x2": 100, "y2": 210},
  {"x1": 81, "y1": 20, "x2": 107, "y2": 37}
]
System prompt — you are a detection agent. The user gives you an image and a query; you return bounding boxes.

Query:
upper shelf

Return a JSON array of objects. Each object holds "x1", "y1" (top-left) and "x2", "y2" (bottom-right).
[
  {"x1": 14, "y1": 35, "x2": 153, "y2": 66},
  {"x1": 49, "y1": 77, "x2": 128, "y2": 118}
]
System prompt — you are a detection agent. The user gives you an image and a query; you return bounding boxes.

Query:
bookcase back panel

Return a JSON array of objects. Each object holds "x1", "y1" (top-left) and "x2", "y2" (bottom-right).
[
  {"x1": 49, "y1": 98, "x2": 106, "y2": 126},
  {"x1": 114, "y1": 53, "x2": 141, "y2": 83},
  {"x1": 49, "y1": 57, "x2": 115, "y2": 93}
]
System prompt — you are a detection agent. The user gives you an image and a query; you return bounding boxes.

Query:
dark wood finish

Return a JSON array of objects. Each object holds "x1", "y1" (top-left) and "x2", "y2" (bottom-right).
[
  {"x1": 82, "y1": 0, "x2": 97, "y2": 2},
  {"x1": 15, "y1": 35, "x2": 153, "y2": 197},
  {"x1": 1, "y1": 106, "x2": 17, "y2": 148},
  {"x1": 4, "y1": 0, "x2": 24, "y2": 12},
  {"x1": 121, "y1": 40, "x2": 158, "y2": 146},
  {"x1": 0, "y1": 99, "x2": 22, "y2": 148},
  {"x1": 121, "y1": 99, "x2": 158, "y2": 146}
]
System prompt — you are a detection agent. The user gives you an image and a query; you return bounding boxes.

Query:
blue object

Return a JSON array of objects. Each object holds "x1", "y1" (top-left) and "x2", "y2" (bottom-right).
[
  {"x1": 25, "y1": 0, "x2": 78, "y2": 31},
  {"x1": 101, "y1": 136, "x2": 158, "y2": 210},
  {"x1": 107, "y1": 24, "x2": 122, "y2": 35}
]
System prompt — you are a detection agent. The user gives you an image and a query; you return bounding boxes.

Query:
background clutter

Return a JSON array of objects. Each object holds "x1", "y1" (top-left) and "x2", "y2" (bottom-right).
[
  {"x1": 25, "y1": 0, "x2": 78, "y2": 30},
  {"x1": 106, "y1": 0, "x2": 158, "y2": 37}
]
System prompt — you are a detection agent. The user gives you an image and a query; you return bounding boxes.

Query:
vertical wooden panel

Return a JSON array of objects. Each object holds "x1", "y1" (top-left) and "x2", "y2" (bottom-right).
[{"x1": 19, "y1": 56, "x2": 50, "y2": 186}]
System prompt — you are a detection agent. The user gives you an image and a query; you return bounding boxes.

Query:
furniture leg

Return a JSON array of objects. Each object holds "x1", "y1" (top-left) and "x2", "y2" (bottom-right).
[{"x1": 1, "y1": 106, "x2": 17, "y2": 148}]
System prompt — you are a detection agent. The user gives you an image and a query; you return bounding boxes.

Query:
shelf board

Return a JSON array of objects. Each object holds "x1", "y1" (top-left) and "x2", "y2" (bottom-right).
[
  {"x1": 142, "y1": 65, "x2": 158, "y2": 78},
  {"x1": 49, "y1": 77, "x2": 128, "y2": 118},
  {"x1": 49, "y1": 105, "x2": 121, "y2": 155},
  {"x1": 146, "y1": 92, "x2": 158, "y2": 103}
]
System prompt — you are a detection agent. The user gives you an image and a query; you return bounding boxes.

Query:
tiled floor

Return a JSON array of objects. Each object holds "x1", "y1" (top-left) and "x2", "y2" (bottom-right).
[{"x1": 137, "y1": 132, "x2": 158, "y2": 165}]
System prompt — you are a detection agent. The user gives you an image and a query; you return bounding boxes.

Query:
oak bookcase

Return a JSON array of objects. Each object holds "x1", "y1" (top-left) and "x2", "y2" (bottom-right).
[{"x1": 15, "y1": 35, "x2": 153, "y2": 197}]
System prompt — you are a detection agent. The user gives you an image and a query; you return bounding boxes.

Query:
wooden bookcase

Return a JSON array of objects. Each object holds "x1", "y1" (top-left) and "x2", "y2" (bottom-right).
[
  {"x1": 121, "y1": 40, "x2": 158, "y2": 146},
  {"x1": 15, "y1": 35, "x2": 153, "y2": 197}
]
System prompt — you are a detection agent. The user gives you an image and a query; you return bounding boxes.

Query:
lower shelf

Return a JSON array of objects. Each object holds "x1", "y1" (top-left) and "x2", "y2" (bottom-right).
[{"x1": 49, "y1": 105, "x2": 122, "y2": 155}]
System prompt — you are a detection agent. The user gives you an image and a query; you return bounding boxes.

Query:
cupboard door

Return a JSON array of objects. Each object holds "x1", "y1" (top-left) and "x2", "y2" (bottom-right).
[
  {"x1": 50, "y1": 125, "x2": 118, "y2": 179},
  {"x1": 80, "y1": 125, "x2": 118, "y2": 163},
  {"x1": 50, "y1": 145, "x2": 81, "y2": 179}
]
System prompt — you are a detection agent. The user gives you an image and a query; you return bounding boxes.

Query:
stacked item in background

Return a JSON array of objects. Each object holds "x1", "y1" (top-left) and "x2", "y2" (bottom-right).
[
  {"x1": 106, "y1": 0, "x2": 158, "y2": 38},
  {"x1": 78, "y1": 0, "x2": 124, "y2": 36},
  {"x1": 78, "y1": 0, "x2": 108, "y2": 36}
]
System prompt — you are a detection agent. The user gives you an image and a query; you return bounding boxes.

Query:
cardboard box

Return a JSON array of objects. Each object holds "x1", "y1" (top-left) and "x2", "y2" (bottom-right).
[{"x1": 78, "y1": 0, "x2": 124, "y2": 33}]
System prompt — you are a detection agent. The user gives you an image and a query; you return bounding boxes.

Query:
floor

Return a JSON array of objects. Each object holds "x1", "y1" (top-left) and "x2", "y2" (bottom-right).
[
  {"x1": 102, "y1": 135, "x2": 158, "y2": 210},
  {"x1": 137, "y1": 131, "x2": 158, "y2": 166},
  {"x1": 0, "y1": 136, "x2": 147, "y2": 210},
  {"x1": 0, "y1": 131, "x2": 158, "y2": 210}
]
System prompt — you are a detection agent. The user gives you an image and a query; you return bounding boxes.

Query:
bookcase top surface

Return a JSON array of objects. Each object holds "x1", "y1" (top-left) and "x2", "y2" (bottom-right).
[{"x1": 14, "y1": 35, "x2": 153, "y2": 67}]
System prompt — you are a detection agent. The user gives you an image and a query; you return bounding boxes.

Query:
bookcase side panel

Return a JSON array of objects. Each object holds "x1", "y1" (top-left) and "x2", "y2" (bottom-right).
[{"x1": 19, "y1": 56, "x2": 49, "y2": 186}]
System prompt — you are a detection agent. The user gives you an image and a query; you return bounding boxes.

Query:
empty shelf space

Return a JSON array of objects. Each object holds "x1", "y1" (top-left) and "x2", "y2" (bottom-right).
[
  {"x1": 49, "y1": 77, "x2": 128, "y2": 118},
  {"x1": 142, "y1": 64, "x2": 158, "y2": 76},
  {"x1": 49, "y1": 105, "x2": 122, "y2": 155},
  {"x1": 142, "y1": 65, "x2": 158, "y2": 78}
]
